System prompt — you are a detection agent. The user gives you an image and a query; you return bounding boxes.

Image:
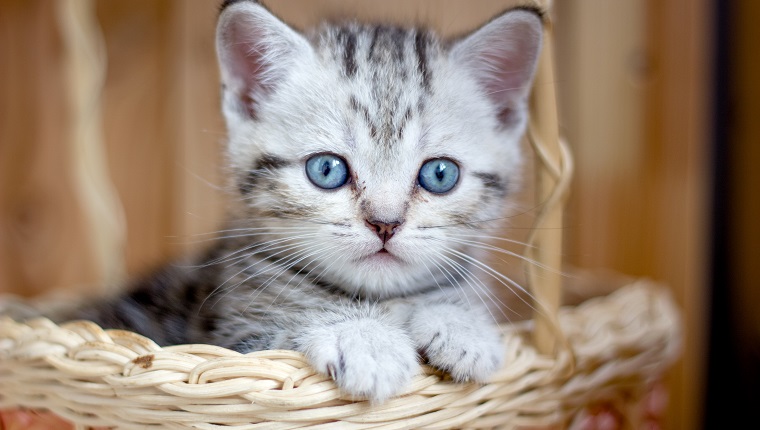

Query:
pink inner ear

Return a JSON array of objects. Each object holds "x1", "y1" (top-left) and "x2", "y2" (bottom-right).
[
  {"x1": 455, "y1": 11, "x2": 542, "y2": 126},
  {"x1": 220, "y1": 16, "x2": 276, "y2": 120},
  {"x1": 480, "y1": 34, "x2": 540, "y2": 119},
  {"x1": 480, "y1": 51, "x2": 531, "y2": 124}
]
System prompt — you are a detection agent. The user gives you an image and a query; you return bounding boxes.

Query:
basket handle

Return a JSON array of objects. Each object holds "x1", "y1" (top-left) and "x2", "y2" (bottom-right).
[
  {"x1": 57, "y1": 0, "x2": 126, "y2": 291},
  {"x1": 524, "y1": 1, "x2": 574, "y2": 357}
]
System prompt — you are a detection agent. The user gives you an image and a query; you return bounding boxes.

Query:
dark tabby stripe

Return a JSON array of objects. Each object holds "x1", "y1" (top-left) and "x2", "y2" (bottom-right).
[
  {"x1": 473, "y1": 172, "x2": 509, "y2": 197},
  {"x1": 396, "y1": 107, "x2": 413, "y2": 140},
  {"x1": 367, "y1": 25, "x2": 407, "y2": 64},
  {"x1": 239, "y1": 154, "x2": 291, "y2": 195},
  {"x1": 349, "y1": 95, "x2": 378, "y2": 139},
  {"x1": 389, "y1": 27, "x2": 406, "y2": 64},
  {"x1": 255, "y1": 154, "x2": 290, "y2": 171},
  {"x1": 414, "y1": 30, "x2": 431, "y2": 91},
  {"x1": 338, "y1": 28, "x2": 358, "y2": 77}
]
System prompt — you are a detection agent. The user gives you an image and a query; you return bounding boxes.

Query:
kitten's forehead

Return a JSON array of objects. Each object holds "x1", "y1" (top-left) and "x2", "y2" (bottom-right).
[
  {"x1": 313, "y1": 23, "x2": 439, "y2": 88},
  {"x1": 312, "y1": 23, "x2": 440, "y2": 151},
  {"x1": 279, "y1": 22, "x2": 507, "y2": 184}
]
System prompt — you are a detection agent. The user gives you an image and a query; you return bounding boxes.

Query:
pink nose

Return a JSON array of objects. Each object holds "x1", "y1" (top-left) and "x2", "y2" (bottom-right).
[{"x1": 365, "y1": 219, "x2": 403, "y2": 244}]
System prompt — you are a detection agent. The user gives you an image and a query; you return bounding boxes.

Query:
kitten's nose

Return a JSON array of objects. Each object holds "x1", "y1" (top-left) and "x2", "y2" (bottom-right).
[{"x1": 365, "y1": 219, "x2": 403, "y2": 244}]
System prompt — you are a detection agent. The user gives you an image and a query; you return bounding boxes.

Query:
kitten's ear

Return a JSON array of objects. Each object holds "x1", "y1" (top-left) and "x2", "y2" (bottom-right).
[
  {"x1": 216, "y1": 1, "x2": 311, "y2": 120},
  {"x1": 451, "y1": 9, "x2": 543, "y2": 126}
]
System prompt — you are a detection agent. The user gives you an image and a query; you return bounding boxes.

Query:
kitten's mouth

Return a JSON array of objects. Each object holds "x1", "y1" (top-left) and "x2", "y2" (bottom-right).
[{"x1": 358, "y1": 247, "x2": 403, "y2": 265}]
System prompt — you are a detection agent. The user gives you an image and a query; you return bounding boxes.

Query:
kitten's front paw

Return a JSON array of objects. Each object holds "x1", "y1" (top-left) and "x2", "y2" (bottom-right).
[
  {"x1": 297, "y1": 317, "x2": 418, "y2": 403},
  {"x1": 409, "y1": 304, "x2": 503, "y2": 383}
]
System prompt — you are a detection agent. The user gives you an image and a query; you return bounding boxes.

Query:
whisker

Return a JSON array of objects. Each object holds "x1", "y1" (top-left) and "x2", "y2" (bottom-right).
[
  {"x1": 444, "y1": 232, "x2": 535, "y2": 249},
  {"x1": 255, "y1": 241, "x2": 339, "y2": 293},
  {"x1": 208, "y1": 233, "x2": 322, "y2": 266},
  {"x1": 441, "y1": 247, "x2": 545, "y2": 320},
  {"x1": 201, "y1": 240, "x2": 319, "y2": 309},
  {"x1": 434, "y1": 252, "x2": 509, "y2": 324},
  {"x1": 241, "y1": 243, "x2": 336, "y2": 313},
  {"x1": 169, "y1": 225, "x2": 316, "y2": 241},
  {"x1": 418, "y1": 198, "x2": 561, "y2": 230},
  {"x1": 417, "y1": 252, "x2": 470, "y2": 305},
  {"x1": 263, "y1": 244, "x2": 346, "y2": 311},
  {"x1": 444, "y1": 237, "x2": 562, "y2": 276},
  {"x1": 180, "y1": 229, "x2": 318, "y2": 246}
]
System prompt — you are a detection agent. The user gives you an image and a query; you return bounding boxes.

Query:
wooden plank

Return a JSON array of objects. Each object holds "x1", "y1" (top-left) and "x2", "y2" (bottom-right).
[
  {"x1": 555, "y1": 0, "x2": 712, "y2": 428},
  {"x1": 0, "y1": 0, "x2": 103, "y2": 296},
  {"x1": 643, "y1": 1, "x2": 712, "y2": 428},
  {"x1": 95, "y1": 0, "x2": 177, "y2": 275},
  {"x1": 168, "y1": 0, "x2": 226, "y2": 258}
]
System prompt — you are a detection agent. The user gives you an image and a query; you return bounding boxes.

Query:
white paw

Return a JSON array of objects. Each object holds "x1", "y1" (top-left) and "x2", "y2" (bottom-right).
[
  {"x1": 297, "y1": 317, "x2": 418, "y2": 403},
  {"x1": 408, "y1": 303, "x2": 503, "y2": 383}
]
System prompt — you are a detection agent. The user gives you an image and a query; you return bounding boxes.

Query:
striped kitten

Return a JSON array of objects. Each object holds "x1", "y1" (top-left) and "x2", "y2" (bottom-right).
[{"x1": 67, "y1": 1, "x2": 543, "y2": 402}]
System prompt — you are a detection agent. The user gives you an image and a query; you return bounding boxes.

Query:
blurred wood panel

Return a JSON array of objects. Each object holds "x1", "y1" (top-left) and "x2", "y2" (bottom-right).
[
  {"x1": 643, "y1": 1, "x2": 712, "y2": 429},
  {"x1": 169, "y1": 1, "x2": 227, "y2": 259},
  {"x1": 0, "y1": 0, "x2": 104, "y2": 296},
  {"x1": 555, "y1": 1, "x2": 712, "y2": 429},
  {"x1": 97, "y1": 0, "x2": 225, "y2": 275},
  {"x1": 555, "y1": 0, "x2": 648, "y2": 275},
  {"x1": 266, "y1": 0, "x2": 527, "y2": 34},
  {"x1": 0, "y1": 0, "x2": 226, "y2": 293},
  {"x1": 96, "y1": 0, "x2": 176, "y2": 275}
]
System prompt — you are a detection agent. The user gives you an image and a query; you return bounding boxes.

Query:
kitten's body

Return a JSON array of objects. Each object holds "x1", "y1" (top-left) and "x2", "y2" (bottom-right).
[{"x1": 63, "y1": 1, "x2": 543, "y2": 403}]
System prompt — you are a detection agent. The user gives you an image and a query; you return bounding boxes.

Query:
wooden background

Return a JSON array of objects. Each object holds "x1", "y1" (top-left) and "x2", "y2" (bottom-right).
[{"x1": 0, "y1": 1, "x2": 721, "y2": 429}]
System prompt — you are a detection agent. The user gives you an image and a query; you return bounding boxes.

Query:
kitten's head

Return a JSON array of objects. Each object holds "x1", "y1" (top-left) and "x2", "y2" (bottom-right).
[{"x1": 216, "y1": 1, "x2": 542, "y2": 299}]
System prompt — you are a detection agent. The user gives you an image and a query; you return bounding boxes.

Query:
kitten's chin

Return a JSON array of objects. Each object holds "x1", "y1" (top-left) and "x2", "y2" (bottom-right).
[{"x1": 322, "y1": 248, "x2": 430, "y2": 299}]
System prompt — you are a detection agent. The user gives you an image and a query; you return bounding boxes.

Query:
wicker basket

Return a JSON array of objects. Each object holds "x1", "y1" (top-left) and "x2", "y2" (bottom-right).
[
  {"x1": 0, "y1": 0, "x2": 682, "y2": 428},
  {"x1": 0, "y1": 281, "x2": 680, "y2": 429}
]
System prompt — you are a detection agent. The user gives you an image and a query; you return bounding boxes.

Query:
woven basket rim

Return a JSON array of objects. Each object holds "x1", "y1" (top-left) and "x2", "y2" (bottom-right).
[{"x1": 0, "y1": 280, "x2": 682, "y2": 429}]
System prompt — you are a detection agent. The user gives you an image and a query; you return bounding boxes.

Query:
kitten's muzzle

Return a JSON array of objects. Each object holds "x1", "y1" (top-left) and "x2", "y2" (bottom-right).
[{"x1": 365, "y1": 219, "x2": 404, "y2": 244}]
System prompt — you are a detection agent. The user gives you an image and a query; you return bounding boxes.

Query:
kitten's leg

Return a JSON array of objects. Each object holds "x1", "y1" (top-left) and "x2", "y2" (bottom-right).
[
  {"x1": 287, "y1": 305, "x2": 419, "y2": 403},
  {"x1": 390, "y1": 300, "x2": 504, "y2": 383}
]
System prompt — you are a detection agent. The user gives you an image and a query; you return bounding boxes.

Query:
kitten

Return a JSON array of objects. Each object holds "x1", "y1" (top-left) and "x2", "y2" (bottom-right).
[{"x1": 60, "y1": 0, "x2": 543, "y2": 403}]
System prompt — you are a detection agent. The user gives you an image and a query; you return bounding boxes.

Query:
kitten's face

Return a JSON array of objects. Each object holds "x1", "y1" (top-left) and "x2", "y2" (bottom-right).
[{"x1": 217, "y1": 2, "x2": 542, "y2": 299}]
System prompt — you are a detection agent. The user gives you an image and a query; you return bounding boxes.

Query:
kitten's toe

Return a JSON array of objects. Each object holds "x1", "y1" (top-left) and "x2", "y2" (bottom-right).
[
  {"x1": 431, "y1": 332, "x2": 503, "y2": 383},
  {"x1": 410, "y1": 304, "x2": 504, "y2": 383},
  {"x1": 297, "y1": 317, "x2": 419, "y2": 403}
]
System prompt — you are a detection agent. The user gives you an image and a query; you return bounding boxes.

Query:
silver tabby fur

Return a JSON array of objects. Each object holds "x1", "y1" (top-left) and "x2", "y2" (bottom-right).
[{"x1": 66, "y1": 0, "x2": 543, "y2": 403}]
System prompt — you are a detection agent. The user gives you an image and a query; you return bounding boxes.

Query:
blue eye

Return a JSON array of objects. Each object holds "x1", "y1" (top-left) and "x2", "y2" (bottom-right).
[
  {"x1": 305, "y1": 154, "x2": 349, "y2": 189},
  {"x1": 418, "y1": 158, "x2": 460, "y2": 194}
]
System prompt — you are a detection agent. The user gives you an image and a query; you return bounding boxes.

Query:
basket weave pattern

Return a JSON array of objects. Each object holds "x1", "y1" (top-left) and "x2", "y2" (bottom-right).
[{"x1": 0, "y1": 282, "x2": 680, "y2": 429}]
